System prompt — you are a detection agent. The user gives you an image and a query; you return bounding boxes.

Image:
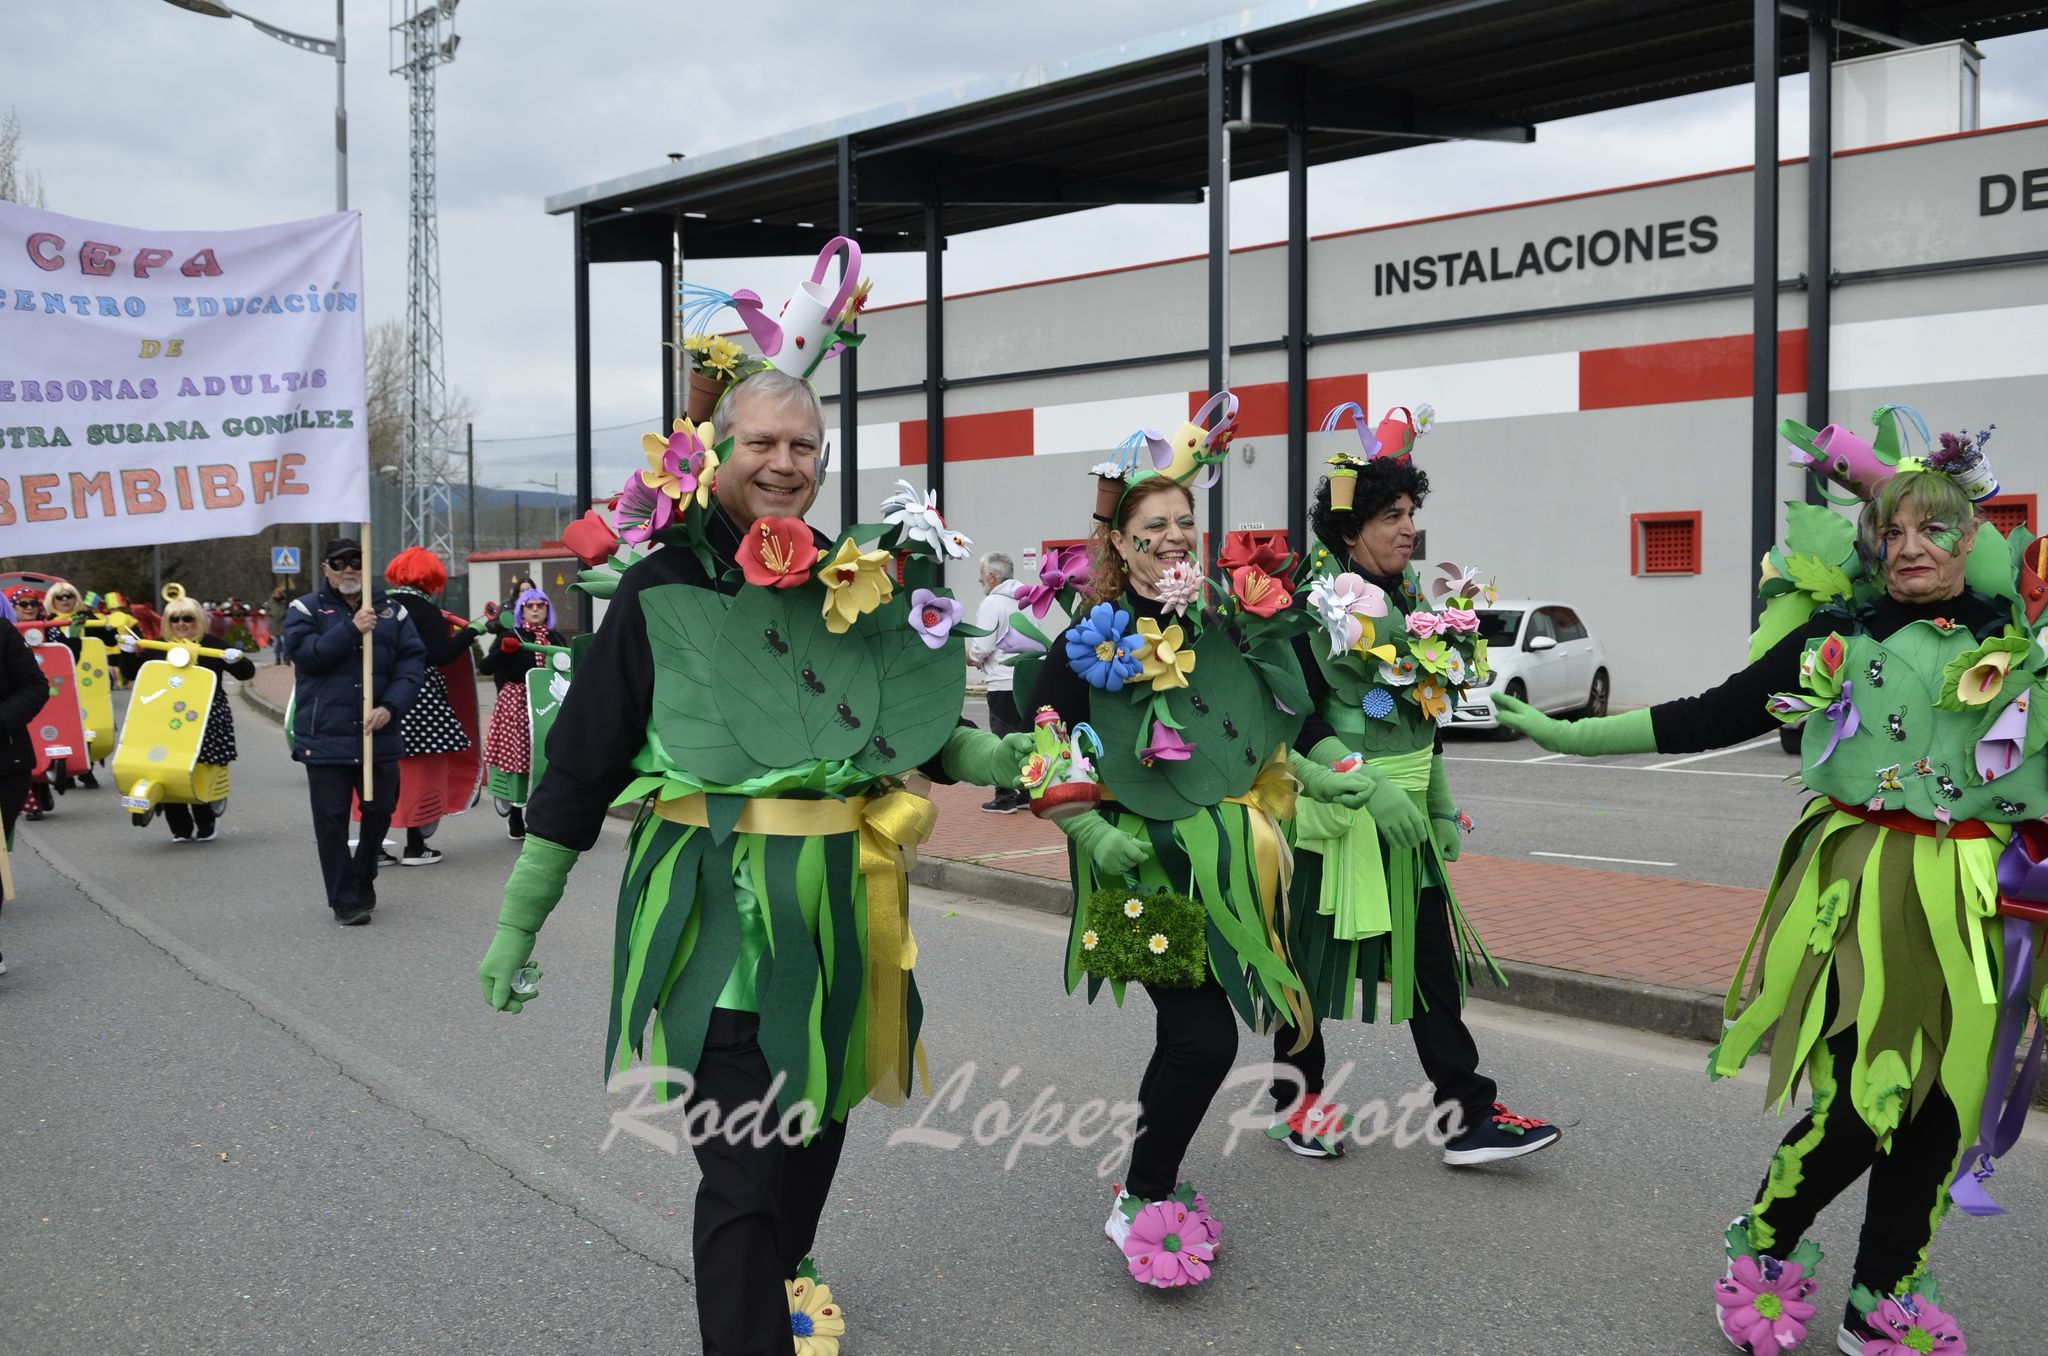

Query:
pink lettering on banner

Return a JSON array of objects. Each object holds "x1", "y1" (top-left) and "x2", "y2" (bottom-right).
[
  {"x1": 27, "y1": 233, "x2": 64, "y2": 271},
  {"x1": 198, "y1": 464, "x2": 242, "y2": 509},
  {"x1": 132, "y1": 248, "x2": 173, "y2": 278},
  {"x1": 69, "y1": 470, "x2": 116, "y2": 519},
  {"x1": 79, "y1": 241, "x2": 119, "y2": 277},
  {"x1": 23, "y1": 473, "x2": 62, "y2": 522},
  {"x1": 121, "y1": 469, "x2": 166, "y2": 515}
]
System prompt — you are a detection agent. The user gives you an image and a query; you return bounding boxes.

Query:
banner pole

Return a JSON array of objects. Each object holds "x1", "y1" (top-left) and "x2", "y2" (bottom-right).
[{"x1": 360, "y1": 518, "x2": 374, "y2": 800}]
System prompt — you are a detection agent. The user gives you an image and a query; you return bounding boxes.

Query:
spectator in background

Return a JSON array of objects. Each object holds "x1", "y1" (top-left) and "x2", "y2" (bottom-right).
[
  {"x1": 966, "y1": 551, "x2": 1027, "y2": 812},
  {"x1": 265, "y1": 586, "x2": 290, "y2": 664}
]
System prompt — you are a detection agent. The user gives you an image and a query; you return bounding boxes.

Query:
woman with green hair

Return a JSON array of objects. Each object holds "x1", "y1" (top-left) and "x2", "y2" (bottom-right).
[{"x1": 1497, "y1": 442, "x2": 2047, "y2": 1354}]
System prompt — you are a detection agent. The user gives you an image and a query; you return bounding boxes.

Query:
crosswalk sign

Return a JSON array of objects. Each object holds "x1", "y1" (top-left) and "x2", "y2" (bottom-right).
[{"x1": 271, "y1": 547, "x2": 301, "y2": 574}]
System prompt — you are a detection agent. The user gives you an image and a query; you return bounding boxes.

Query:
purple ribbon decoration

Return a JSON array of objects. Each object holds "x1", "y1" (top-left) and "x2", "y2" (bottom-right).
[
  {"x1": 1813, "y1": 680, "x2": 1860, "y2": 767},
  {"x1": 1947, "y1": 916, "x2": 2044, "y2": 1216}
]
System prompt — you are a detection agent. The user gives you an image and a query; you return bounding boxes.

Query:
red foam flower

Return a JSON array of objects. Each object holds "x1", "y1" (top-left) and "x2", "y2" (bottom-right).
[
  {"x1": 563, "y1": 508, "x2": 619, "y2": 568},
  {"x1": 1230, "y1": 565, "x2": 1291, "y2": 618},
  {"x1": 1218, "y1": 532, "x2": 1293, "y2": 577},
  {"x1": 737, "y1": 516, "x2": 820, "y2": 589}
]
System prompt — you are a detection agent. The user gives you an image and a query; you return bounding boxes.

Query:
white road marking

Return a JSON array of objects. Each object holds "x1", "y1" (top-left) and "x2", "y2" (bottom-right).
[
  {"x1": 1644, "y1": 735, "x2": 1780, "y2": 769},
  {"x1": 1531, "y1": 851, "x2": 1679, "y2": 867},
  {"x1": 1521, "y1": 752, "x2": 1565, "y2": 763}
]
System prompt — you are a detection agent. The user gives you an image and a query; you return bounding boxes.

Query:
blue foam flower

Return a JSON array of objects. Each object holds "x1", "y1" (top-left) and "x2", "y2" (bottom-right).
[
  {"x1": 1066, "y1": 601, "x2": 1144, "y2": 691},
  {"x1": 1361, "y1": 688, "x2": 1396, "y2": 720}
]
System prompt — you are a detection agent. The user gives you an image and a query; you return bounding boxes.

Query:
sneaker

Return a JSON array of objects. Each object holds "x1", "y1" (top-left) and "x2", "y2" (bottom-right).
[
  {"x1": 0, "y1": 955, "x2": 8, "y2": 976},
  {"x1": 1104, "y1": 1185, "x2": 1137, "y2": 1248},
  {"x1": 400, "y1": 847, "x2": 442, "y2": 867},
  {"x1": 24, "y1": 807, "x2": 43, "y2": 822},
  {"x1": 78, "y1": 770, "x2": 99, "y2": 790},
  {"x1": 192, "y1": 827, "x2": 219, "y2": 843},
  {"x1": 1715, "y1": 1219, "x2": 1822, "y2": 1353},
  {"x1": 980, "y1": 794, "x2": 1026, "y2": 813},
  {"x1": 335, "y1": 904, "x2": 373, "y2": 926},
  {"x1": 1266, "y1": 1093, "x2": 1348, "y2": 1158},
  {"x1": 1121, "y1": 1186, "x2": 1219, "y2": 1288},
  {"x1": 377, "y1": 850, "x2": 401, "y2": 867},
  {"x1": 507, "y1": 818, "x2": 525, "y2": 841},
  {"x1": 1441, "y1": 1102, "x2": 1562, "y2": 1165},
  {"x1": 170, "y1": 832, "x2": 194, "y2": 843}
]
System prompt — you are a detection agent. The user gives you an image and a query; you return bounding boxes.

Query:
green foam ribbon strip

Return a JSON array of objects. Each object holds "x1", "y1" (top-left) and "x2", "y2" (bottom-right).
[{"x1": 755, "y1": 831, "x2": 823, "y2": 1119}]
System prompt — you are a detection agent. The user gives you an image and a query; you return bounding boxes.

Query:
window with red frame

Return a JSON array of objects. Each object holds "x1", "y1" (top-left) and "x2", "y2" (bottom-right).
[
  {"x1": 1981, "y1": 494, "x2": 2036, "y2": 537},
  {"x1": 1631, "y1": 512, "x2": 1702, "y2": 576}
]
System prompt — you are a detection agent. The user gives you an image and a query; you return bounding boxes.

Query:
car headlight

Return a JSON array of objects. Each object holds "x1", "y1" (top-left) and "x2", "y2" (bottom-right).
[{"x1": 1468, "y1": 671, "x2": 1496, "y2": 689}]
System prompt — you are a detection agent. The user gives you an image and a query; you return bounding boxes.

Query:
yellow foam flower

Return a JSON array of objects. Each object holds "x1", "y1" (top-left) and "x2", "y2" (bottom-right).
[
  {"x1": 1414, "y1": 675, "x2": 1451, "y2": 723},
  {"x1": 1352, "y1": 614, "x2": 1399, "y2": 666},
  {"x1": 786, "y1": 1275, "x2": 845, "y2": 1356},
  {"x1": 1134, "y1": 616, "x2": 1195, "y2": 690},
  {"x1": 817, "y1": 537, "x2": 895, "y2": 634}
]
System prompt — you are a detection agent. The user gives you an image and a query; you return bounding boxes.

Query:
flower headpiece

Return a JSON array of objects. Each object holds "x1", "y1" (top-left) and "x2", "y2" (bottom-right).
[
  {"x1": 1093, "y1": 391, "x2": 1237, "y2": 523},
  {"x1": 1780, "y1": 402, "x2": 1998, "y2": 506},
  {"x1": 1318, "y1": 402, "x2": 1435, "y2": 510},
  {"x1": 673, "y1": 236, "x2": 871, "y2": 421}
]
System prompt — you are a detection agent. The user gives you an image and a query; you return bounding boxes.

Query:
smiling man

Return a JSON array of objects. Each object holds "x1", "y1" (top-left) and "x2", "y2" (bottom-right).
[{"x1": 474, "y1": 367, "x2": 1027, "y2": 1355}]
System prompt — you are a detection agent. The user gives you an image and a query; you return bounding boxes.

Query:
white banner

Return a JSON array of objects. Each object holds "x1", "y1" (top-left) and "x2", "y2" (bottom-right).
[{"x1": 0, "y1": 202, "x2": 367, "y2": 553}]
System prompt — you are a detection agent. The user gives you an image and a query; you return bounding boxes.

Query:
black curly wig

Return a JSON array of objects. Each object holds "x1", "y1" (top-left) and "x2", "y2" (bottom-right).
[{"x1": 1310, "y1": 459, "x2": 1430, "y2": 562}]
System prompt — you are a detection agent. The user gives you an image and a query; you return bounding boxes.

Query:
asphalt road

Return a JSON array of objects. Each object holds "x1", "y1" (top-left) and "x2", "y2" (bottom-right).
[{"x1": 2, "y1": 689, "x2": 2041, "y2": 1355}]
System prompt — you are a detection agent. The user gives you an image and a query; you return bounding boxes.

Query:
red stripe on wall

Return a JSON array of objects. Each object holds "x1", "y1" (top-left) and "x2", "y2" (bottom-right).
[
  {"x1": 1187, "y1": 374, "x2": 1370, "y2": 437},
  {"x1": 897, "y1": 409, "x2": 1036, "y2": 466},
  {"x1": 1580, "y1": 330, "x2": 1807, "y2": 409}
]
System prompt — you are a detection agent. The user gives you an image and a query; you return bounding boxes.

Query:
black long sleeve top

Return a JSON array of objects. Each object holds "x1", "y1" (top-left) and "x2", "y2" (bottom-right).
[
  {"x1": 389, "y1": 591, "x2": 479, "y2": 668},
  {"x1": 1648, "y1": 589, "x2": 2008, "y2": 755}
]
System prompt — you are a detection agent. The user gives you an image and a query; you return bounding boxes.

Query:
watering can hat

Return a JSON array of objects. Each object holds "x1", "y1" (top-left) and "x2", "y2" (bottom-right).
[
  {"x1": 1781, "y1": 402, "x2": 2000, "y2": 506},
  {"x1": 1091, "y1": 391, "x2": 1238, "y2": 523}
]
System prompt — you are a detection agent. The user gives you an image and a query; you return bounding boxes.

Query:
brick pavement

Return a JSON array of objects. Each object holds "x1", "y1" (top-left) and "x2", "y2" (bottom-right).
[{"x1": 248, "y1": 665, "x2": 1761, "y2": 998}]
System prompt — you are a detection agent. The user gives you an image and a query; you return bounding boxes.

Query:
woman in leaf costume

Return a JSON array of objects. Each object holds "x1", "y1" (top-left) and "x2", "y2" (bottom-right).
[
  {"x1": 473, "y1": 366, "x2": 1027, "y2": 1356},
  {"x1": 1497, "y1": 407, "x2": 2046, "y2": 1355},
  {"x1": 1023, "y1": 395, "x2": 1388, "y2": 1290},
  {"x1": 1269, "y1": 403, "x2": 1561, "y2": 1167}
]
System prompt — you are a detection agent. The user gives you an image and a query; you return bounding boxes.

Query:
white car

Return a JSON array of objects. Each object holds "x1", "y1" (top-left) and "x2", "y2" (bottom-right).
[{"x1": 1449, "y1": 599, "x2": 1610, "y2": 732}]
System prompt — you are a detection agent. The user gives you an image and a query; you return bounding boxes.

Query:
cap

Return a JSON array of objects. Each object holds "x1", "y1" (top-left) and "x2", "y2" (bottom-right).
[{"x1": 324, "y1": 537, "x2": 363, "y2": 563}]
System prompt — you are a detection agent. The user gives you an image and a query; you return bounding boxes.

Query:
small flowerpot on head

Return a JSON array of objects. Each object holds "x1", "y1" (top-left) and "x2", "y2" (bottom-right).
[{"x1": 686, "y1": 370, "x2": 725, "y2": 424}]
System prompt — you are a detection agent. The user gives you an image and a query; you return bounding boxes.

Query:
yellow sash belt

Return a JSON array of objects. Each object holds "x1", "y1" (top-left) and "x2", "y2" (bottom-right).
[
  {"x1": 654, "y1": 787, "x2": 937, "y2": 1102},
  {"x1": 1226, "y1": 751, "x2": 1314, "y2": 1047}
]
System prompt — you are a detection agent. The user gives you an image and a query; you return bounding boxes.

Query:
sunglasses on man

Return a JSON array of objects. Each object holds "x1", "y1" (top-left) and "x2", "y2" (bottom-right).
[{"x1": 327, "y1": 555, "x2": 363, "y2": 570}]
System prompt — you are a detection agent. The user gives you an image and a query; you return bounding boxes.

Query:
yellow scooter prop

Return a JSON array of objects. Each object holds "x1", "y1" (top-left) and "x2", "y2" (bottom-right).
[
  {"x1": 111, "y1": 638, "x2": 231, "y2": 828},
  {"x1": 75, "y1": 635, "x2": 117, "y2": 763}
]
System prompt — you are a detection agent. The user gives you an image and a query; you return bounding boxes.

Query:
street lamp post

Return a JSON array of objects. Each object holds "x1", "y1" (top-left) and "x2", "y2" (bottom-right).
[{"x1": 164, "y1": 0, "x2": 348, "y2": 571}]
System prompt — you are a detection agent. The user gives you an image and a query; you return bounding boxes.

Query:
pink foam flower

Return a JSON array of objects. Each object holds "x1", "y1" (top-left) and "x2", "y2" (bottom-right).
[
  {"x1": 1138, "y1": 720, "x2": 1195, "y2": 764},
  {"x1": 1122, "y1": 1199, "x2": 1215, "y2": 1288},
  {"x1": 1858, "y1": 1292, "x2": 1967, "y2": 1354},
  {"x1": 1714, "y1": 1255, "x2": 1818, "y2": 1353},
  {"x1": 1406, "y1": 611, "x2": 1445, "y2": 637}
]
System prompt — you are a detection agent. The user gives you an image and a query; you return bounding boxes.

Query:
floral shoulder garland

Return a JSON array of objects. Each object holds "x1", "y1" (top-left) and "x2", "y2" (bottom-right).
[{"x1": 1297, "y1": 545, "x2": 1494, "y2": 727}]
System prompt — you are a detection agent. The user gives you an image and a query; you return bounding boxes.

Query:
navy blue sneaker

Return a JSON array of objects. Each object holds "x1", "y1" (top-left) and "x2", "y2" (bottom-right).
[{"x1": 1442, "y1": 1102, "x2": 1561, "y2": 1165}]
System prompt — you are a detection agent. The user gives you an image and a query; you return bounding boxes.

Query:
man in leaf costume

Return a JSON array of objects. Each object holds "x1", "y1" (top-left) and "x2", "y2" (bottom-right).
[
  {"x1": 474, "y1": 368, "x2": 1027, "y2": 1356},
  {"x1": 1022, "y1": 394, "x2": 1392, "y2": 1290},
  {"x1": 1270, "y1": 403, "x2": 1562, "y2": 1165},
  {"x1": 1498, "y1": 407, "x2": 2046, "y2": 1354}
]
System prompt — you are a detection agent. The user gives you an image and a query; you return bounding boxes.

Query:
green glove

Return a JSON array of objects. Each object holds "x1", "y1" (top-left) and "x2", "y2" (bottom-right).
[
  {"x1": 479, "y1": 835, "x2": 578, "y2": 1014},
  {"x1": 1301, "y1": 736, "x2": 1427, "y2": 849},
  {"x1": 1060, "y1": 809, "x2": 1150, "y2": 877},
  {"x1": 1288, "y1": 750, "x2": 1381, "y2": 809},
  {"x1": 1492, "y1": 695, "x2": 1659, "y2": 757},
  {"x1": 940, "y1": 725, "x2": 1036, "y2": 788},
  {"x1": 1426, "y1": 754, "x2": 1460, "y2": 863}
]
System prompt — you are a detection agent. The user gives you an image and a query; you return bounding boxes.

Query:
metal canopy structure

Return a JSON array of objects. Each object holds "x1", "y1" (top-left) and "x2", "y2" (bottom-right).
[{"x1": 549, "y1": 0, "x2": 2047, "y2": 608}]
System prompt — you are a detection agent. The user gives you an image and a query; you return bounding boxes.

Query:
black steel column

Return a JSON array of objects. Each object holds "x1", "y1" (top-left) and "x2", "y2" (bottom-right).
[
  {"x1": 1751, "y1": 2, "x2": 1779, "y2": 620},
  {"x1": 838, "y1": 137, "x2": 860, "y2": 534},
  {"x1": 1205, "y1": 41, "x2": 1228, "y2": 558},
  {"x1": 925, "y1": 200, "x2": 946, "y2": 589},
  {"x1": 658, "y1": 252, "x2": 676, "y2": 426},
  {"x1": 1805, "y1": 10, "x2": 1833, "y2": 507},
  {"x1": 1286, "y1": 118, "x2": 1309, "y2": 556},
  {"x1": 573, "y1": 207, "x2": 594, "y2": 630}
]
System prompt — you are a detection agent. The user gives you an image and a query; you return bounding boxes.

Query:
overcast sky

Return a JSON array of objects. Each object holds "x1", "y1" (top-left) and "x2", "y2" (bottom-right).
[{"x1": 8, "y1": 2, "x2": 2045, "y2": 483}]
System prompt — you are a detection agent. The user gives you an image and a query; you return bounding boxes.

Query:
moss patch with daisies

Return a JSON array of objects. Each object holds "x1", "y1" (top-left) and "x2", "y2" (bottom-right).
[{"x1": 1080, "y1": 885, "x2": 1207, "y2": 988}]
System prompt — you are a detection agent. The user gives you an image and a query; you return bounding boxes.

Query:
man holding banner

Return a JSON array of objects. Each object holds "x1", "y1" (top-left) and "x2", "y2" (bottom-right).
[{"x1": 284, "y1": 539, "x2": 425, "y2": 925}]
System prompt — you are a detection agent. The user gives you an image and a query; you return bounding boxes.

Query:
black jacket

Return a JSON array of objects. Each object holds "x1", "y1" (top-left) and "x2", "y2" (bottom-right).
[
  {"x1": 477, "y1": 621, "x2": 569, "y2": 691},
  {"x1": 281, "y1": 585, "x2": 426, "y2": 765},
  {"x1": 0, "y1": 625, "x2": 45, "y2": 779},
  {"x1": 389, "y1": 590, "x2": 479, "y2": 667}
]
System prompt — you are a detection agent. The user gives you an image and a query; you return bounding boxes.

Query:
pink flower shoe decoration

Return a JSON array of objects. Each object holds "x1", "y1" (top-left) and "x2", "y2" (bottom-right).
[
  {"x1": 1844, "y1": 1282, "x2": 1967, "y2": 1355},
  {"x1": 1715, "y1": 1220, "x2": 1822, "y2": 1353},
  {"x1": 1121, "y1": 1195, "x2": 1218, "y2": 1289}
]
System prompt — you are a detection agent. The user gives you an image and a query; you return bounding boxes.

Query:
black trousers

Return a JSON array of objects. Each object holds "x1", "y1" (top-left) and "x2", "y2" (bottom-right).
[
  {"x1": 1127, "y1": 980, "x2": 1239, "y2": 1200},
  {"x1": 1750, "y1": 1026, "x2": 1962, "y2": 1296},
  {"x1": 985, "y1": 689, "x2": 1025, "y2": 738},
  {"x1": 163, "y1": 801, "x2": 217, "y2": 840},
  {"x1": 690, "y1": 1009, "x2": 848, "y2": 1356},
  {"x1": 303, "y1": 760, "x2": 397, "y2": 912},
  {"x1": 1270, "y1": 884, "x2": 1496, "y2": 1133}
]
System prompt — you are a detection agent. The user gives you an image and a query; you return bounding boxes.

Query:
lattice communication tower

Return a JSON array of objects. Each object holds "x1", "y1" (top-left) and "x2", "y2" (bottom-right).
[{"x1": 390, "y1": 0, "x2": 460, "y2": 560}]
